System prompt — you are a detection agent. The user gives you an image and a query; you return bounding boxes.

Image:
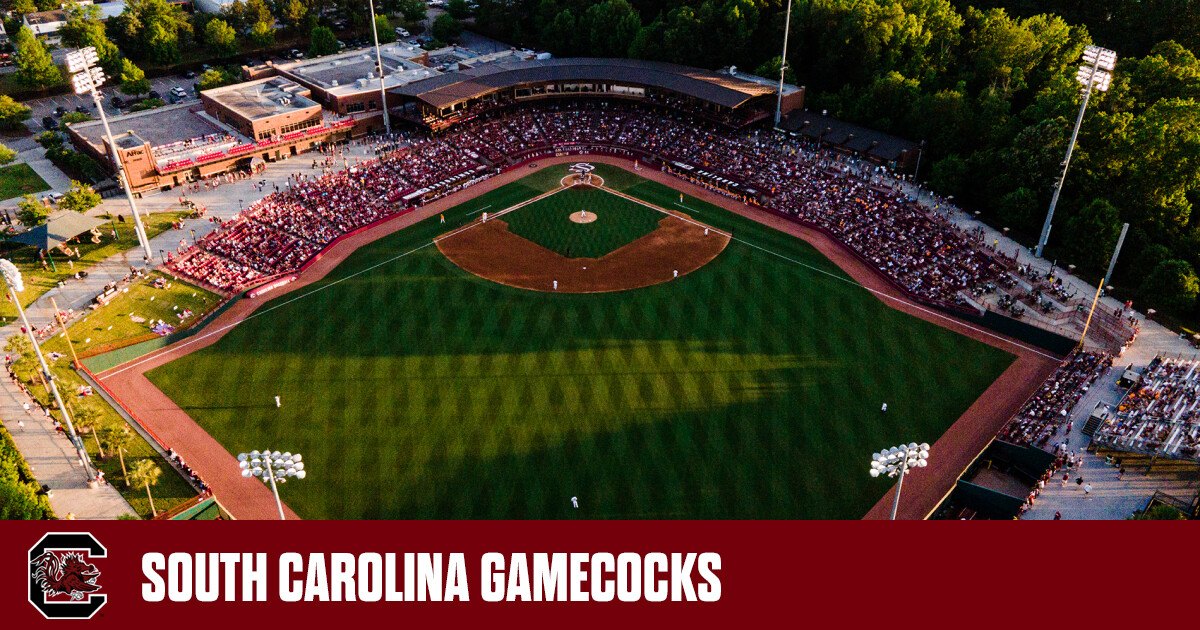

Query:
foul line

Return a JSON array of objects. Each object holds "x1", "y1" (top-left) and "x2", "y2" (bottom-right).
[{"x1": 671, "y1": 200, "x2": 1061, "y2": 361}]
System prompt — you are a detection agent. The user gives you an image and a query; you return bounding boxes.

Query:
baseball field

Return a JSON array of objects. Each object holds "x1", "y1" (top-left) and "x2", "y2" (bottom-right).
[{"x1": 142, "y1": 163, "x2": 1017, "y2": 519}]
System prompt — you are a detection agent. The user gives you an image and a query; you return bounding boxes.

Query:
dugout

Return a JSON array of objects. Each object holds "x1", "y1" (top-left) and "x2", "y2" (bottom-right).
[{"x1": 931, "y1": 440, "x2": 1056, "y2": 520}]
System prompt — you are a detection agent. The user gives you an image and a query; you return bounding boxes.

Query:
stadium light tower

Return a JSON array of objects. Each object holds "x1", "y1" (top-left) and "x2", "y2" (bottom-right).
[
  {"x1": 238, "y1": 450, "x2": 306, "y2": 520},
  {"x1": 0, "y1": 260, "x2": 97, "y2": 484},
  {"x1": 773, "y1": 0, "x2": 793, "y2": 127},
  {"x1": 1034, "y1": 45, "x2": 1117, "y2": 259},
  {"x1": 367, "y1": 0, "x2": 391, "y2": 135},
  {"x1": 66, "y1": 46, "x2": 153, "y2": 261},
  {"x1": 869, "y1": 442, "x2": 930, "y2": 520}
]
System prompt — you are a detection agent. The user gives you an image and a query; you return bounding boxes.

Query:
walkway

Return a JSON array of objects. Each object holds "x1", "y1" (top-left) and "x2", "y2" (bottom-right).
[{"x1": 0, "y1": 378, "x2": 134, "y2": 519}]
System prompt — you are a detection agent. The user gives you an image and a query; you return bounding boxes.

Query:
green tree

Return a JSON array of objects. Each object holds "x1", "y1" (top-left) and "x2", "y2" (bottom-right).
[
  {"x1": 446, "y1": 0, "x2": 470, "y2": 19},
  {"x1": 431, "y1": 14, "x2": 464, "y2": 42},
  {"x1": 36, "y1": 131, "x2": 63, "y2": 150},
  {"x1": 0, "y1": 95, "x2": 32, "y2": 131},
  {"x1": 373, "y1": 14, "x2": 396, "y2": 44},
  {"x1": 101, "y1": 425, "x2": 134, "y2": 485},
  {"x1": 582, "y1": 0, "x2": 641, "y2": 58},
  {"x1": 309, "y1": 26, "x2": 339, "y2": 57},
  {"x1": 929, "y1": 154, "x2": 970, "y2": 200},
  {"x1": 17, "y1": 194, "x2": 49, "y2": 227},
  {"x1": 995, "y1": 187, "x2": 1039, "y2": 231},
  {"x1": 119, "y1": 58, "x2": 150, "y2": 97},
  {"x1": 1063, "y1": 199, "x2": 1121, "y2": 270},
  {"x1": 59, "y1": 2, "x2": 121, "y2": 70},
  {"x1": 1141, "y1": 259, "x2": 1200, "y2": 312},
  {"x1": 146, "y1": 20, "x2": 181, "y2": 65},
  {"x1": 396, "y1": 0, "x2": 426, "y2": 23},
  {"x1": 14, "y1": 26, "x2": 63, "y2": 90},
  {"x1": 1128, "y1": 504, "x2": 1187, "y2": 520},
  {"x1": 280, "y1": 0, "x2": 308, "y2": 33},
  {"x1": 59, "y1": 180, "x2": 101, "y2": 213},
  {"x1": 0, "y1": 143, "x2": 16, "y2": 165},
  {"x1": 204, "y1": 18, "x2": 239, "y2": 57},
  {"x1": 541, "y1": 9, "x2": 578, "y2": 57},
  {"x1": 11, "y1": 0, "x2": 37, "y2": 15},
  {"x1": 72, "y1": 407, "x2": 108, "y2": 458},
  {"x1": 60, "y1": 112, "x2": 91, "y2": 124},
  {"x1": 128, "y1": 459, "x2": 162, "y2": 517},
  {"x1": 198, "y1": 67, "x2": 238, "y2": 90},
  {"x1": 250, "y1": 17, "x2": 277, "y2": 46},
  {"x1": 754, "y1": 55, "x2": 797, "y2": 84},
  {"x1": 245, "y1": 0, "x2": 272, "y2": 25}
]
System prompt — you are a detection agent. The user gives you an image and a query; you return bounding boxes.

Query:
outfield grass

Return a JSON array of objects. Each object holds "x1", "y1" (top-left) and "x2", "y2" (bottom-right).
[
  {"x1": 504, "y1": 186, "x2": 663, "y2": 258},
  {"x1": 146, "y1": 163, "x2": 1015, "y2": 519},
  {"x1": 0, "y1": 163, "x2": 51, "y2": 201}
]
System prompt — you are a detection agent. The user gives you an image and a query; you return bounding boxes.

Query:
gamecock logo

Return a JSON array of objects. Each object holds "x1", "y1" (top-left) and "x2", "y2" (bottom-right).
[
  {"x1": 569, "y1": 163, "x2": 596, "y2": 173},
  {"x1": 28, "y1": 533, "x2": 107, "y2": 619}
]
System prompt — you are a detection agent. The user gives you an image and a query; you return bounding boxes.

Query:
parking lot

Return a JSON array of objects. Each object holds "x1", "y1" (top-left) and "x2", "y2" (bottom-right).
[{"x1": 21, "y1": 74, "x2": 202, "y2": 135}]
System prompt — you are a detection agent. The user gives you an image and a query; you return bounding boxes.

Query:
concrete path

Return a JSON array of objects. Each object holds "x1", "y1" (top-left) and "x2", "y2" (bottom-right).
[{"x1": 0, "y1": 378, "x2": 134, "y2": 519}]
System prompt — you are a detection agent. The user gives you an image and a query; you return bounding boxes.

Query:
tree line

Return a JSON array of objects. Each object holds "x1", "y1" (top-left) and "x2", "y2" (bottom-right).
[{"x1": 471, "y1": 0, "x2": 1200, "y2": 320}]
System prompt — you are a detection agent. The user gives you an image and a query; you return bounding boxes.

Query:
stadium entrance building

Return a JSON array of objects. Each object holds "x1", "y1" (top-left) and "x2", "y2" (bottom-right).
[{"x1": 66, "y1": 77, "x2": 355, "y2": 195}]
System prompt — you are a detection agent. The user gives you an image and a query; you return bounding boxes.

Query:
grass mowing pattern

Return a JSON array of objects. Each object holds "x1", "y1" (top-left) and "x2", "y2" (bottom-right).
[
  {"x1": 503, "y1": 187, "x2": 663, "y2": 258},
  {"x1": 146, "y1": 165, "x2": 1015, "y2": 519}
]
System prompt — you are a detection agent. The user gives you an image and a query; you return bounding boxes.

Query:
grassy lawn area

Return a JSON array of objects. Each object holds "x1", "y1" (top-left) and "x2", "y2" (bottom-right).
[
  {"x1": 0, "y1": 163, "x2": 51, "y2": 202},
  {"x1": 147, "y1": 163, "x2": 1016, "y2": 519},
  {"x1": 0, "y1": 211, "x2": 190, "y2": 320},
  {"x1": 9, "y1": 272, "x2": 216, "y2": 518},
  {"x1": 40, "y1": 271, "x2": 219, "y2": 358}
]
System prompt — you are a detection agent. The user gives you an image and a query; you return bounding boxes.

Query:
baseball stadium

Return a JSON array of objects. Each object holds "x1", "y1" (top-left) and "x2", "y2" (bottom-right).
[
  {"x1": 37, "y1": 58, "x2": 1083, "y2": 522},
  {"x1": 11, "y1": 50, "x2": 1165, "y2": 523}
]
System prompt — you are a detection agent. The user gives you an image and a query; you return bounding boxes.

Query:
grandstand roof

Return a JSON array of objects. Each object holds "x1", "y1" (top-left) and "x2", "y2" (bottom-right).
[
  {"x1": 391, "y1": 58, "x2": 777, "y2": 109},
  {"x1": 782, "y1": 112, "x2": 918, "y2": 162}
]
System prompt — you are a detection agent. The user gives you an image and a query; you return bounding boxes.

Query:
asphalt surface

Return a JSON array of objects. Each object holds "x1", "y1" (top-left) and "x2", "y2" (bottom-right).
[{"x1": 19, "y1": 74, "x2": 202, "y2": 138}]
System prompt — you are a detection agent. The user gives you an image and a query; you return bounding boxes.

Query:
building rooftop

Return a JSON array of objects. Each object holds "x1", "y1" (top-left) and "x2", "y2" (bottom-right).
[
  {"x1": 391, "y1": 57, "x2": 779, "y2": 110},
  {"x1": 204, "y1": 77, "x2": 319, "y2": 120},
  {"x1": 275, "y1": 43, "x2": 441, "y2": 97},
  {"x1": 70, "y1": 104, "x2": 229, "y2": 153}
]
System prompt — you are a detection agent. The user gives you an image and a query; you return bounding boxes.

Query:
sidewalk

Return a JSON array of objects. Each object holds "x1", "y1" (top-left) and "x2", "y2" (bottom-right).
[{"x1": 0, "y1": 376, "x2": 134, "y2": 519}]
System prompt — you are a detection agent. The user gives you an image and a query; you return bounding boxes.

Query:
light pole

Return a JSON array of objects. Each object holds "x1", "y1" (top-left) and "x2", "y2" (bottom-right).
[
  {"x1": 1034, "y1": 45, "x2": 1117, "y2": 258},
  {"x1": 66, "y1": 47, "x2": 152, "y2": 261},
  {"x1": 237, "y1": 450, "x2": 306, "y2": 520},
  {"x1": 773, "y1": 0, "x2": 793, "y2": 128},
  {"x1": 869, "y1": 442, "x2": 930, "y2": 520},
  {"x1": 367, "y1": 0, "x2": 392, "y2": 135},
  {"x1": 1, "y1": 260, "x2": 96, "y2": 483},
  {"x1": 1079, "y1": 222, "x2": 1129, "y2": 345}
]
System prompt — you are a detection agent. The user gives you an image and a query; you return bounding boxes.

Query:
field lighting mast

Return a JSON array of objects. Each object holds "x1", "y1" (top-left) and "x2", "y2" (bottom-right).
[
  {"x1": 66, "y1": 47, "x2": 153, "y2": 261},
  {"x1": 1, "y1": 260, "x2": 97, "y2": 484},
  {"x1": 1034, "y1": 45, "x2": 1117, "y2": 259},
  {"x1": 774, "y1": 0, "x2": 793, "y2": 127},
  {"x1": 869, "y1": 442, "x2": 930, "y2": 520},
  {"x1": 238, "y1": 450, "x2": 306, "y2": 520},
  {"x1": 367, "y1": 0, "x2": 391, "y2": 135}
]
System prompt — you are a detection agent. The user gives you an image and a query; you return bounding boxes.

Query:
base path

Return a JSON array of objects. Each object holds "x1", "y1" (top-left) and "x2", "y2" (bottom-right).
[{"x1": 96, "y1": 155, "x2": 1058, "y2": 520}]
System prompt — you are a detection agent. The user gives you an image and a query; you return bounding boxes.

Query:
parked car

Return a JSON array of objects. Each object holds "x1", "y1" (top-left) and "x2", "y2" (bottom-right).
[
  {"x1": 42, "y1": 116, "x2": 57, "y2": 130},
  {"x1": 148, "y1": 90, "x2": 160, "y2": 99},
  {"x1": 395, "y1": 27, "x2": 410, "y2": 37},
  {"x1": 111, "y1": 96, "x2": 125, "y2": 108},
  {"x1": 75, "y1": 104, "x2": 89, "y2": 114},
  {"x1": 170, "y1": 87, "x2": 188, "y2": 100},
  {"x1": 41, "y1": 192, "x2": 64, "y2": 205},
  {"x1": 184, "y1": 70, "x2": 196, "y2": 78},
  {"x1": 54, "y1": 106, "x2": 67, "y2": 117},
  {"x1": 337, "y1": 40, "x2": 346, "y2": 49}
]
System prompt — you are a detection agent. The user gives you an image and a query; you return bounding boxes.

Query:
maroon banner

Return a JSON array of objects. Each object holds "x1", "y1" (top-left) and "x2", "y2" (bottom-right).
[{"x1": 0, "y1": 521, "x2": 1185, "y2": 628}]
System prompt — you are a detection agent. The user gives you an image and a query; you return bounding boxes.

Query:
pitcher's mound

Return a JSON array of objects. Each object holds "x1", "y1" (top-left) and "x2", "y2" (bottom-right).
[{"x1": 569, "y1": 211, "x2": 597, "y2": 224}]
